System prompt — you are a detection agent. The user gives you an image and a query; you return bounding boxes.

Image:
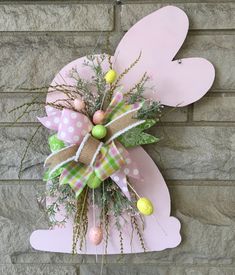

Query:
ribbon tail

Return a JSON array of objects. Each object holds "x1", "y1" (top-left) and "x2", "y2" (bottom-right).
[
  {"x1": 111, "y1": 171, "x2": 131, "y2": 200},
  {"x1": 116, "y1": 142, "x2": 143, "y2": 180},
  {"x1": 94, "y1": 141, "x2": 125, "y2": 181},
  {"x1": 60, "y1": 162, "x2": 93, "y2": 198}
]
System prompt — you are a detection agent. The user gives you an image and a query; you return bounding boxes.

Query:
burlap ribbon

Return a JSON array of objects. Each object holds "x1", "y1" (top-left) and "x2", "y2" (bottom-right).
[{"x1": 44, "y1": 107, "x2": 143, "y2": 173}]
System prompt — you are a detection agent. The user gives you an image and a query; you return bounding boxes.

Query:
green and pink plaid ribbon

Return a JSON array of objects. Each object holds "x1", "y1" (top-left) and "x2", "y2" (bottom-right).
[
  {"x1": 103, "y1": 92, "x2": 141, "y2": 123},
  {"x1": 60, "y1": 141, "x2": 125, "y2": 198}
]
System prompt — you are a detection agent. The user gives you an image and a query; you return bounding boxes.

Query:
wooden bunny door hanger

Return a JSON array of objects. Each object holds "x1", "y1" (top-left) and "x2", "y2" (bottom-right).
[{"x1": 30, "y1": 6, "x2": 215, "y2": 254}]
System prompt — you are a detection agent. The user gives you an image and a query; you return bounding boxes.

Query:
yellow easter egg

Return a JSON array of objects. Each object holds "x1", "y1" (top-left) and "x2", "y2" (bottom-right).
[
  {"x1": 104, "y1": 69, "x2": 117, "y2": 84},
  {"x1": 137, "y1": 197, "x2": 154, "y2": 216}
]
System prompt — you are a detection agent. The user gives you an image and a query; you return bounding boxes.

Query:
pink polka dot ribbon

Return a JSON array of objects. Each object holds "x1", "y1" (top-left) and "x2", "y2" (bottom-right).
[
  {"x1": 110, "y1": 143, "x2": 143, "y2": 200},
  {"x1": 38, "y1": 108, "x2": 93, "y2": 145}
]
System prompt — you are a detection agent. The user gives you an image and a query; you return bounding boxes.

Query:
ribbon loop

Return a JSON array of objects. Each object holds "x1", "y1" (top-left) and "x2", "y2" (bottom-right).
[
  {"x1": 45, "y1": 134, "x2": 103, "y2": 173},
  {"x1": 104, "y1": 109, "x2": 145, "y2": 143},
  {"x1": 45, "y1": 144, "x2": 79, "y2": 171}
]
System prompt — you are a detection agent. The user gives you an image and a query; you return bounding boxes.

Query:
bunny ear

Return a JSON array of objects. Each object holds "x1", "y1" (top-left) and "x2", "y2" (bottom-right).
[{"x1": 113, "y1": 5, "x2": 215, "y2": 107}]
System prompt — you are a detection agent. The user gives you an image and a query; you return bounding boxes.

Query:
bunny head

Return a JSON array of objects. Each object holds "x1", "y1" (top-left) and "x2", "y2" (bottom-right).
[{"x1": 30, "y1": 6, "x2": 215, "y2": 254}]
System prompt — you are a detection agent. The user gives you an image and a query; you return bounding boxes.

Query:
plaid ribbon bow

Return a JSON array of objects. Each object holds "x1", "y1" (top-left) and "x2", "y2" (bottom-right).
[{"x1": 39, "y1": 92, "x2": 144, "y2": 199}]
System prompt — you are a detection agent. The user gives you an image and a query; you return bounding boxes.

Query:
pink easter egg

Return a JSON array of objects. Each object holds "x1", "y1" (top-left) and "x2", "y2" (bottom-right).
[
  {"x1": 74, "y1": 98, "x2": 85, "y2": 111},
  {"x1": 89, "y1": 226, "x2": 103, "y2": 246},
  {"x1": 92, "y1": 110, "x2": 105, "y2": 125}
]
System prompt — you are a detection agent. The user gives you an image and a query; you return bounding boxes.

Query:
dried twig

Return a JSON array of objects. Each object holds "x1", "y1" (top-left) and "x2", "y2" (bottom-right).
[{"x1": 18, "y1": 125, "x2": 42, "y2": 180}]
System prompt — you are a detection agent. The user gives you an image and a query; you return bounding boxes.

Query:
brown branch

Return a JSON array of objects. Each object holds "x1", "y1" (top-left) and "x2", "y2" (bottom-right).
[{"x1": 18, "y1": 125, "x2": 42, "y2": 180}]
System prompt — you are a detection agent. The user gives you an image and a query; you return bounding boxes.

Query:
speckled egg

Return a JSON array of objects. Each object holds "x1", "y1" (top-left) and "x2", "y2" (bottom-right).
[
  {"x1": 74, "y1": 98, "x2": 85, "y2": 111},
  {"x1": 93, "y1": 110, "x2": 105, "y2": 125},
  {"x1": 89, "y1": 226, "x2": 103, "y2": 245},
  {"x1": 137, "y1": 197, "x2": 154, "y2": 216}
]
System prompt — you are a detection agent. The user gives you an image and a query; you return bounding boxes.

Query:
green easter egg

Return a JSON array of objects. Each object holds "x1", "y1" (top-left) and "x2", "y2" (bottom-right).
[
  {"x1": 104, "y1": 69, "x2": 117, "y2": 84},
  {"x1": 92, "y1": 125, "x2": 107, "y2": 139},
  {"x1": 87, "y1": 172, "x2": 102, "y2": 189}
]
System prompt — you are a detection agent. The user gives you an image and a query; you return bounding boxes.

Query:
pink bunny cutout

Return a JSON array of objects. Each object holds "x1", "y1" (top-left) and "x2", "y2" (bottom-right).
[{"x1": 30, "y1": 6, "x2": 215, "y2": 254}]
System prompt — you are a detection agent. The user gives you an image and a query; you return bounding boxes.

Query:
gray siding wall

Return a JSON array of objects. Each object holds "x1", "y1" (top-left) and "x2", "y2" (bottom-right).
[{"x1": 0, "y1": 1, "x2": 234, "y2": 274}]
